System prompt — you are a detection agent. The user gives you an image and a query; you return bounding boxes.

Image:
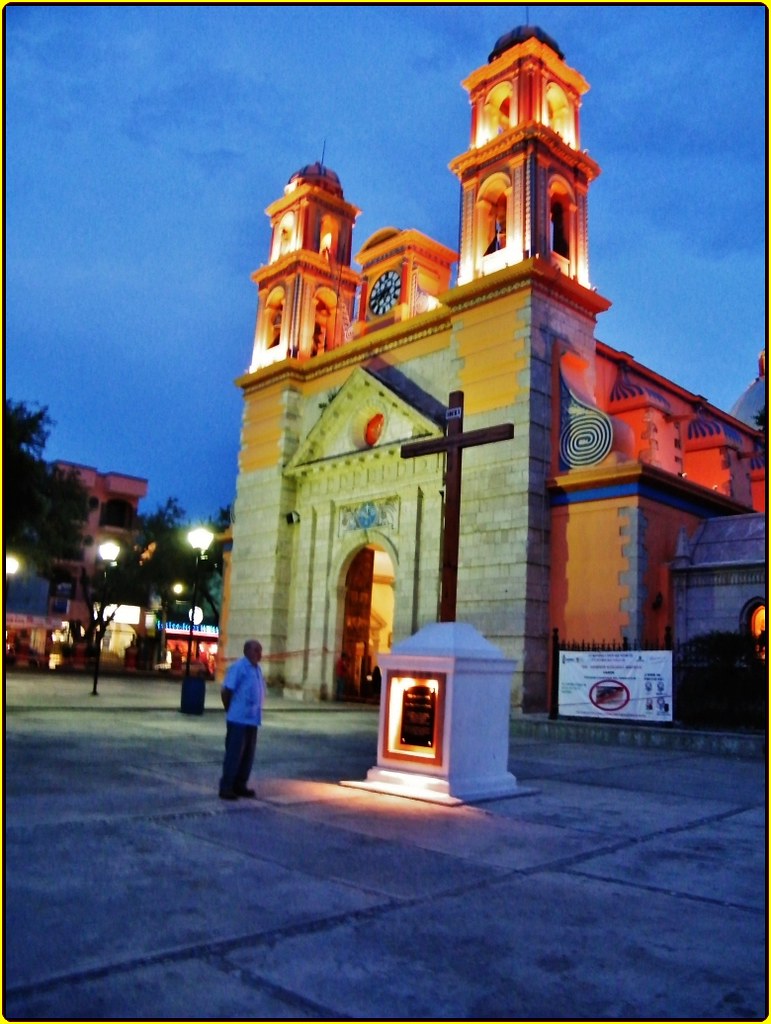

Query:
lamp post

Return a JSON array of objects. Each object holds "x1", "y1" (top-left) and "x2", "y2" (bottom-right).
[
  {"x1": 180, "y1": 527, "x2": 214, "y2": 715},
  {"x1": 5, "y1": 554, "x2": 20, "y2": 605},
  {"x1": 5, "y1": 555, "x2": 20, "y2": 661},
  {"x1": 92, "y1": 541, "x2": 121, "y2": 697}
]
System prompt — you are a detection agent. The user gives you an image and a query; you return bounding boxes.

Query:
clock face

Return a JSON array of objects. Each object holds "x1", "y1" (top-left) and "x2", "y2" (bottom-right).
[{"x1": 368, "y1": 269, "x2": 401, "y2": 316}]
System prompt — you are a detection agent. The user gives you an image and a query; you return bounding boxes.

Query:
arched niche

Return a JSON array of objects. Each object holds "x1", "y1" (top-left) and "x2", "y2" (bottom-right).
[
  {"x1": 548, "y1": 174, "x2": 576, "y2": 264},
  {"x1": 483, "y1": 81, "x2": 513, "y2": 141},
  {"x1": 477, "y1": 173, "x2": 510, "y2": 265},
  {"x1": 310, "y1": 285, "x2": 337, "y2": 356},
  {"x1": 319, "y1": 214, "x2": 339, "y2": 261},
  {"x1": 264, "y1": 287, "x2": 286, "y2": 349},
  {"x1": 545, "y1": 81, "x2": 574, "y2": 145},
  {"x1": 271, "y1": 211, "x2": 296, "y2": 262}
]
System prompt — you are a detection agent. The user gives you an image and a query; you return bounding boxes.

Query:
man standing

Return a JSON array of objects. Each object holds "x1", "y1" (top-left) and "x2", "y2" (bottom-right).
[{"x1": 219, "y1": 639, "x2": 266, "y2": 800}]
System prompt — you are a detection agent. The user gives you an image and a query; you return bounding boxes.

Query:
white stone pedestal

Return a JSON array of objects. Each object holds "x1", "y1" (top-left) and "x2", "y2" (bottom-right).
[{"x1": 341, "y1": 622, "x2": 520, "y2": 805}]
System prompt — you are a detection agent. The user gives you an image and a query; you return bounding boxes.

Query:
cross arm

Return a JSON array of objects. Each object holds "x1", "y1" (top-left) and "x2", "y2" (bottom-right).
[{"x1": 401, "y1": 423, "x2": 514, "y2": 460}]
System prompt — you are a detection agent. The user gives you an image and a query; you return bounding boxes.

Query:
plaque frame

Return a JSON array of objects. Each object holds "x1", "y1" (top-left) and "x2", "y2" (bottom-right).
[{"x1": 380, "y1": 671, "x2": 446, "y2": 766}]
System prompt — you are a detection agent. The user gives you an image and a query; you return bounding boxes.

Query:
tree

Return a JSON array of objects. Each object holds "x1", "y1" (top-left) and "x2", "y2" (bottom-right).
[
  {"x1": 4, "y1": 399, "x2": 89, "y2": 572},
  {"x1": 132, "y1": 498, "x2": 191, "y2": 641},
  {"x1": 72, "y1": 496, "x2": 226, "y2": 660},
  {"x1": 195, "y1": 505, "x2": 231, "y2": 624}
]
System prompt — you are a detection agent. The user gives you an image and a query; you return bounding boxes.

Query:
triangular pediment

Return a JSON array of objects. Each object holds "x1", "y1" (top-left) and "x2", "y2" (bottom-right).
[{"x1": 286, "y1": 365, "x2": 445, "y2": 473}]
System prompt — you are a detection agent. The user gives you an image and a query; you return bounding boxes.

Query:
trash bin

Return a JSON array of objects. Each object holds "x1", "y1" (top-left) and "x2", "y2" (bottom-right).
[{"x1": 180, "y1": 674, "x2": 205, "y2": 715}]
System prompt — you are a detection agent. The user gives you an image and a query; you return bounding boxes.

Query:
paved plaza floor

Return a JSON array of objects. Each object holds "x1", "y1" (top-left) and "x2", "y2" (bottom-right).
[{"x1": 3, "y1": 672, "x2": 767, "y2": 1021}]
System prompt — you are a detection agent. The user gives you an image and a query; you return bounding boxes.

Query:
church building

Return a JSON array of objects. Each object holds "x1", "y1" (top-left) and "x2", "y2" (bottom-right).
[{"x1": 222, "y1": 26, "x2": 764, "y2": 712}]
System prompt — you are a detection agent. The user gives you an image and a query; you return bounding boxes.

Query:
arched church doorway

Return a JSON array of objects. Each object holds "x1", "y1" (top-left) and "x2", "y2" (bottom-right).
[{"x1": 340, "y1": 546, "x2": 395, "y2": 700}]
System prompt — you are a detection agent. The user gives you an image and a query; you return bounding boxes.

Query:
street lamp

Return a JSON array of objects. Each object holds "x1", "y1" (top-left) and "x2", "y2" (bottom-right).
[
  {"x1": 92, "y1": 541, "x2": 121, "y2": 697},
  {"x1": 5, "y1": 554, "x2": 20, "y2": 605},
  {"x1": 180, "y1": 527, "x2": 214, "y2": 715},
  {"x1": 5, "y1": 555, "x2": 20, "y2": 661}
]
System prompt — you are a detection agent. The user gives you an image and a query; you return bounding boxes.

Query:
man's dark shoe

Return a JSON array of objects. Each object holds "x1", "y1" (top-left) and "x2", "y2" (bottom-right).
[
  {"x1": 235, "y1": 787, "x2": 256, "y2": 798},
  {"x1": 219, "y1": 789, "x2": 238, "y2": 800}
]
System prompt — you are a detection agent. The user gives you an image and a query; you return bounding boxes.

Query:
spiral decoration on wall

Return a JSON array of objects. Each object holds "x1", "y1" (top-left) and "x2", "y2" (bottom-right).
[{"x1": 559, "y1": 375, "x2": 613, "y2": 470}]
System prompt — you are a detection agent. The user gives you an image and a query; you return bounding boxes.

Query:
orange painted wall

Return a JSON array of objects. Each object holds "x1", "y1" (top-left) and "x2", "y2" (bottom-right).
[{"x1": 550, "y1": 489, "x2": 706, "y2": 645}]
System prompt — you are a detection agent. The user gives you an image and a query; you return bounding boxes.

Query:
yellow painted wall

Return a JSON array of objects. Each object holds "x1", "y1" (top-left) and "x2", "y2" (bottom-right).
[
  {"x1": 550, "y1": 499, "x2": 631, "y2": 641},
  {"x1": 239, "y1": 384, "x2": 286, "y2": 473},
  {"x1": 456, "y1": 290, "x2": 529, "y2": 415}
]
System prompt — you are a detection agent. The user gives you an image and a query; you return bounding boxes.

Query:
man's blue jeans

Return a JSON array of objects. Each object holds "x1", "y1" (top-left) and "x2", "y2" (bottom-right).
[{"x1": 220, "y1": 722, "x2": 258, "y2": 794}]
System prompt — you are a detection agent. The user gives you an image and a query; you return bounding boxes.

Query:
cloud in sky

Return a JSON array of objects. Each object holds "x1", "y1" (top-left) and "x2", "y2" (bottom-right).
[{"x1": 5, "y1": 3, "x2": 766, "y2": 521}]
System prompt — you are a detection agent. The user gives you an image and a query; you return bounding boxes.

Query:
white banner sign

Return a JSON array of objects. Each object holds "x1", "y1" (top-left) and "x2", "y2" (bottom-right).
[{"x1": 558, "y1": 649, "x2": 673, "y2": 722}]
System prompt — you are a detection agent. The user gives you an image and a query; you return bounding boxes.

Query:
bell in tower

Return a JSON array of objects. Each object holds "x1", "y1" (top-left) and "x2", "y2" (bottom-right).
[
  {"x1": 449, "y1": 26, "x2": 599, "y2": 288},
  {"x1": 249, "y1": 163, "x2": 361, "y2": 370}
]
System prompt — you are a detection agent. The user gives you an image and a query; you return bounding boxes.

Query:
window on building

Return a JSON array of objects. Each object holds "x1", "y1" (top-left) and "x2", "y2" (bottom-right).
[
  {"x1": 749, "y1": 604, "x2": 766, "y2": 661},
  {"x1": 545, "y1": 82, "x2": 573, "y2": 143},
  {"x1": 485, "y1": 82, "x2": 512, "y2": 140},
  {"x1": 99, "y1": 499, "x2": 133, "y2": 529},
  {"x1": 311, "y1": 298, "x2": 331, "y2": 357},
  {"x1": 479, "y1": 185, "x2": 508, "y2": 258},
  {"x1": 551, "y1": 198, "x2": 569, "y2": 258},
  {"x1": 265, "y1": 290, "x2": 285, "y2": 349}
]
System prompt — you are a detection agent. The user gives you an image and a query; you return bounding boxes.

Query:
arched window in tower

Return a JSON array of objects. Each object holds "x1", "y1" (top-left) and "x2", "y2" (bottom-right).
[
  {"x1": 483, "y1": 82, "x2": 513, "y2": 142},
  {"x1": 272, "y1": 212, "x2": 296, "y2": 261},
  {"x1": 484, "y1": 194, "x2": 507, "y2": 254},
  {"x1": 265, "y1": 289, "x2": 285, "y2": 349},
  {"x1": 319, "y1": 215, "x2": 339, "y2": 262},
  {"x1": 311, "y1": 297, "x2": 331, "y2": 357},
  {"x1": 551, "y1": 198, "x2": 569, "y2": 259},
  {"x1": 478, "y1": 180, "x2": 508, "y2": 264},
  {"x1": 545, "y1": 82, "x2": 573, "y2": 144}
]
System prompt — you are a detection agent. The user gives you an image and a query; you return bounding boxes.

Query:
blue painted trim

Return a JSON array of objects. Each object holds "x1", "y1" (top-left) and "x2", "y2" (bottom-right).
[{"x1": 550, "y1": 479, "x2": 730, "y2": 518}]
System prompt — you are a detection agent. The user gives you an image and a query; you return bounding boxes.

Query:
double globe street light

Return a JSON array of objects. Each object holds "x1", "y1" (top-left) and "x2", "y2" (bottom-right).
[{"x1": 180, "y1": 526, "x2": 214, "y2": 716}]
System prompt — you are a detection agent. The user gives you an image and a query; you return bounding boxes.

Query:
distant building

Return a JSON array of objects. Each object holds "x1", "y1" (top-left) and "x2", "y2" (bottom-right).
[
  {"x1": 730, "y1": 351, "x2": 766, "y2": 430},
  {"x1": 671, "y1": 513, "x2": 765, "y2": 649},
  {"x1": 221, "y1": 25, "x2": 765, "y2": 709},
  {"x1": 7, "y1": 462, "x2": 148, "y2": 665}
]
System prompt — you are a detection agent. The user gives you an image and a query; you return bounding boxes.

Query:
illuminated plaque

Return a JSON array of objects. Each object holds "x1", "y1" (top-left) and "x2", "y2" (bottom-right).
[
  {"x1": 382, "y1": 672, "x2": 445, "y2": 766},
  {"x1": 400, "y1": 684, "x2": 435, "y2": 746}
]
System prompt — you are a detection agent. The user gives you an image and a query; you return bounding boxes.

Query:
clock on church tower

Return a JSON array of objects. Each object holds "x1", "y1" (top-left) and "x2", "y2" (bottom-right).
[{"x1": 356, "y1": 227, "x2": 456, "y2": 325}]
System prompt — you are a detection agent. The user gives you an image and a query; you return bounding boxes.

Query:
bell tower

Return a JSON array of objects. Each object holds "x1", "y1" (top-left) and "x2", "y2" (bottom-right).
[
  {"x1": 449, "y1": 26, "x2": 599, "y2": 288},
  {"x1": 249, "y1": 163, "x2": 361, "y2": 370}
]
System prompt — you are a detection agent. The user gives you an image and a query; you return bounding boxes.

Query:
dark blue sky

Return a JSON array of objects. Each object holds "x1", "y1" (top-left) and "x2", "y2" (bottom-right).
[{"x1": 5, "y1": 4, "x2": 766, "y2": 522}]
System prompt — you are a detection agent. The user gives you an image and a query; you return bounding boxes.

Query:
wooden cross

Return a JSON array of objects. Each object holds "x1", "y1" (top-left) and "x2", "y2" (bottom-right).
[{"x1": 401, "y1": 391, "x2": 514, "y2": 622}]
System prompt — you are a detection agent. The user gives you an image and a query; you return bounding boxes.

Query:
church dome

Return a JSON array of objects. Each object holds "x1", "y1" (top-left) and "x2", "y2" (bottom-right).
[
  {"x1": 359, "y1": 227, "x2": 400, "y2": 253},
  {"x1": 489, "y1": 25, "x2": 564, "y2": 63},
  {"x1": 730, "y1": 351, "x2": 766, "y2": 428},
  {"x1": 287, "y1": 163, "x2": 343, "y2": 197}
]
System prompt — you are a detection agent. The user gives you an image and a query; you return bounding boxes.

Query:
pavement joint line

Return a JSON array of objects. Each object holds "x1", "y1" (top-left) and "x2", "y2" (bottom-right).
[
  {"x1": 1, "y1": 885, "x2": 450, "y2": 1004},
  {"x1": 561, "y1": 866, "x2": 765, "y2": 915},
  {"x1": 513, "y1": 800, "x2": 766, "y2": 878},
  {"x1": 202, "y1": 953, "x2": 352, "y2": 1019},
  {"x1": 8, "y1": 856, "x2": 601, "y2": 1008}
]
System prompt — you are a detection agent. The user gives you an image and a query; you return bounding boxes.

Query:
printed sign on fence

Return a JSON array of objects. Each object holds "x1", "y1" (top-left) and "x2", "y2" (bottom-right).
[{"x1": 558, "y1": 649, "x2": 673, "y2": 722}]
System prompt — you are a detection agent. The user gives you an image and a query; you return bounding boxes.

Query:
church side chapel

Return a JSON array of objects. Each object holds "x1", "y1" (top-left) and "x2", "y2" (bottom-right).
[{"x1": 222, "y1": 26, "x2": 764, "y2": 712}]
